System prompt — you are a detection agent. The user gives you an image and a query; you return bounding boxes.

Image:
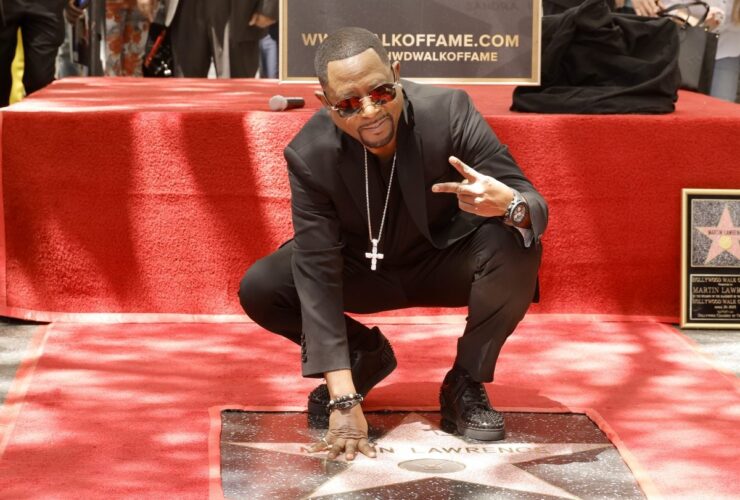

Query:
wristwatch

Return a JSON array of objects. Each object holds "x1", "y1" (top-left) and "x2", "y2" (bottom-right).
[{"x1": 503, "y1": 189, "x2": 529, "y2": 227}]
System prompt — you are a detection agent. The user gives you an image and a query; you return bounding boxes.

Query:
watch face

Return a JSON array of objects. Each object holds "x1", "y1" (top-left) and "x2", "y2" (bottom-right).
[{"x1": 512, "y1": 204, "x2": 527, "y2": 224}]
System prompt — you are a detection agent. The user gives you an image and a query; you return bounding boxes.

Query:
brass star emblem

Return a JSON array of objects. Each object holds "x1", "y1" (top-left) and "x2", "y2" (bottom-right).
[{"x1": 696, "y1": 204, "x2": 740, "y2": 264}]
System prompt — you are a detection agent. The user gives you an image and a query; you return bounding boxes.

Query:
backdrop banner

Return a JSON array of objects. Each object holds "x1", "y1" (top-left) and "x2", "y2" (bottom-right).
[{"x1": 279, "y1": 0, "x2": 541, "y2": 84}]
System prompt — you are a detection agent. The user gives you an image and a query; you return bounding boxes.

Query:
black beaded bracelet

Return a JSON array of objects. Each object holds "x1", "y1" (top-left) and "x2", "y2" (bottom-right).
[{"x1": 327, "y1": 392, "x2": 364, "y2": 412}]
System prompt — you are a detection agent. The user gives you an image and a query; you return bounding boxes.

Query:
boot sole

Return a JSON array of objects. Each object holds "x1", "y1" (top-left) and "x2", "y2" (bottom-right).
[
  {"x1": 439, "y1": 394, "x2": 505, "y2": 441},
  {"x1": 440, "y1": 416, "x2": 505, "y2": 441}
]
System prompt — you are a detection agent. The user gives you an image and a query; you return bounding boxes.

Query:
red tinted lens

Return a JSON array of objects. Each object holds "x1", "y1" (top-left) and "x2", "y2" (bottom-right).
[
  {"x1": 333, "y1": 83, "x2": 397, "y2": 117},
  {"x1": 368, "y1": 84, "x2": 396, "y2": 104},
  {"x1": 336, "y1": 96, "x2": 363, "y2": 115}
]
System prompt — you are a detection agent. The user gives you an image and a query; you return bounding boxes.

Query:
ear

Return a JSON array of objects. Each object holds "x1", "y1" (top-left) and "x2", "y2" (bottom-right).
[
  {"x1": 391, "y1": 61, "x2": 401, "y2": 81},
  {"x1": 314, "y1": 90, "x2": 330, "y2": 107}
]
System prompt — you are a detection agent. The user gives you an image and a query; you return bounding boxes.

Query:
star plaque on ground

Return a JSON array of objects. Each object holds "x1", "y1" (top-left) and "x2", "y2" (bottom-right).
[
  {"x1": 219, "y1": 411, "x2": 645, "y2": 499},
  {"x1": 682, "y1": 190, "x2": 740, "y2": 328}
]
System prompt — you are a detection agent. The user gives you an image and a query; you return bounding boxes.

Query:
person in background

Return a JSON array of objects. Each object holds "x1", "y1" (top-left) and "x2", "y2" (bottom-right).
[
  {"x1": 104, "y1": 0, "x2": 149, "y2": 76},
  {"x1": 615, "y1": 0, "x2": 666, "y2": 15},
  {"x1": 259, "y1": 22, "x2": 278, "y2": 78},
  {"x1": 9, "y1": 30, "x2": 24, "y2": 103},
  {"x1": 695, "y1": 0, "x2": 740, "y2": 102},
  {"x1": 65, "y1": 0, "x2": 149, "y2": 76},
  {"x1": 137, "y1": 0, "x2": 277, "y2": 78},
  {"x1": 544, "y1": 0, "x2": 616, "y2": 14},
  {"x1": 618, "y1": 0, "x2": 740, "y2": 102},
  {"x1": 1, "y1": 0, "x2": 67, "y2": 107},
  {"x1": 56, "y1": 18, "x2": 83, "y2": 78},
  {"x1": 547, "y1": 0, "x2": 673, "y2": 16}
]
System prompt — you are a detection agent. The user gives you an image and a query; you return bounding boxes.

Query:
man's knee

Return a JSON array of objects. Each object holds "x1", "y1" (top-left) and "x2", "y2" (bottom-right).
[
  {"x1": 238, "y1": 257, "x2": 277, "y2": 324},
  {"x1": 472, "y1": 222, "x2": 541, "y2": 306},
  {"x1": 475, "y1": 223, "x2": 541, "y2": 276},
  {"x1": 238, "y1": 243, "x2": 294, "y2": 324}
]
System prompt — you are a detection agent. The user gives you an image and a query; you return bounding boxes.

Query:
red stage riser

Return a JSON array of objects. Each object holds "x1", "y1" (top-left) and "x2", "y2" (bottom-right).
[{"x1": 2, "y1": 79, "x2": 739, "y2": 320}]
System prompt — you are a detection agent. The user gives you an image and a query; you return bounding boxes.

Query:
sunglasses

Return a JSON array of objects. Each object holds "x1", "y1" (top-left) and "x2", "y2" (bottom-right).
[{"x1": 327, "y1": 82, "x2": 400, "y2": 118}]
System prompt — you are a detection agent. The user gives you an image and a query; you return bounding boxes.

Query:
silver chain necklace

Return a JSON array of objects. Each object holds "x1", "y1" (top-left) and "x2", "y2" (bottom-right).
[{"x1": 363, "y1": 147, "x2": 396, "y2": 271}]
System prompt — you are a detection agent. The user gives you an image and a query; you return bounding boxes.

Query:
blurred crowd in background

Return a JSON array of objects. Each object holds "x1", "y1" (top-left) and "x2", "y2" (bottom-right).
[
  {"x1": 2, "y1": 0, "x2": 278, "y2": 106},
  {"x1": 2, "y1": 0, "x2": 738, "y2": 107}
]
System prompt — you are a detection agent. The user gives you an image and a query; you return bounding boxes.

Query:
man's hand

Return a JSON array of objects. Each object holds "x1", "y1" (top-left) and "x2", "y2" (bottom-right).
[
  {"x1": 64, "y1": 0, "x2": 86, "y2": 23},
  {"x1": 431, "y1": 156, "x2": 514, "y2": 218},
  {"x1": 307, "y1": 405, "x2": 376, "y2": 461},
  {"x1": 137, "y1": 0, "x2": 159, "y2": 23},
  {"x1": 249, "y1": 13, "x2": 276, "y2": 28},
  {"x1": 632, "y1": 0, "x2": 665, "y2": 17}
]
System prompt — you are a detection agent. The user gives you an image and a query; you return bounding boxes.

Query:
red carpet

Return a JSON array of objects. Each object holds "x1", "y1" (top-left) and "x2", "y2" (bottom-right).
[
  {"x1": 0, "y1": 317, "x2": 737, "y2": 498},
  {"x1": 2, "y1": 79, "x2": 740, "y2": 321}
]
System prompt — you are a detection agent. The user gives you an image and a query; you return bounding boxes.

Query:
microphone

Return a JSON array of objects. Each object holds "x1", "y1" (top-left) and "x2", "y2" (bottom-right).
[{"x1": 269, "y1": 95, "x2": 305, "y2": 111}]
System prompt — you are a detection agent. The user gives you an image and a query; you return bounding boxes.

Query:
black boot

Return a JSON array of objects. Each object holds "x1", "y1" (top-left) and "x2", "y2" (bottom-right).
[
  {"x1": 439, "y1": 366, "x2": 505, "y2": 441},
  {"x1": 307, "y1": 327, "x2": 397, "y2": 416}
]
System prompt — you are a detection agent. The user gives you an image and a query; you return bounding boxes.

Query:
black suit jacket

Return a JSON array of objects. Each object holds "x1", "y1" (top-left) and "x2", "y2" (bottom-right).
[
  {"x1": 285, "y1": 80, "x2": 548, "y2": 377},
  {"x1": 1, "y1": 0, "x2": 66, "y2": 26}
]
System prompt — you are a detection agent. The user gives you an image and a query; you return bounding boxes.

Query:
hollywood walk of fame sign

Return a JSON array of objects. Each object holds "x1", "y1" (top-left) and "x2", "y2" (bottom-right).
[
  {"x1": 279, "y1": 0, "x2": 541, "y2": 84},
  {"x1": 218, "y1": 411, "x2": 646, "y2": 499},
  {"x1": 682, "y1": 189, "x2": 740, "y2": 329}
]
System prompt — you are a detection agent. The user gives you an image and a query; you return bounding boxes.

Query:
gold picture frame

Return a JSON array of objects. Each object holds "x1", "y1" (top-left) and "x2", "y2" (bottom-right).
[{"x1": 680, "y1": 188, "x2": 740, "y2": 329}]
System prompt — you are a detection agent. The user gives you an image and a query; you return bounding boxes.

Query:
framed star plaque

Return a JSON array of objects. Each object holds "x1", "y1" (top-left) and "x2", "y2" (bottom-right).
[{"x1": 681, "y1": 189, "x2": 740, "y2": 329}]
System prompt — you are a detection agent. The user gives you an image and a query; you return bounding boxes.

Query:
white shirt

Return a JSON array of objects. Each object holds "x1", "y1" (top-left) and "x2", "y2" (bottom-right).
[
  {"x1": 714, "y1": 0, "x2": 740, "y2": 59},
  {"x1": 662, "y1": 0, "x2": 740, "y2": 59}
]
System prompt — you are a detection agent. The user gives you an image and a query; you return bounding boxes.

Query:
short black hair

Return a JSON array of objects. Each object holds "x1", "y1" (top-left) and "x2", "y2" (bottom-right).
[{"x1": 314, "y1": 27, "x2": 390, "y2": 88}]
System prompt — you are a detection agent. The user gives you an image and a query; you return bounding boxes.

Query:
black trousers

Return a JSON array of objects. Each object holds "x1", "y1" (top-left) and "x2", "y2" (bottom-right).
[
  {"x1": 169, "y1": 0, "x2": 260, "y2": 77},
  {"x1": 0, "y1": 0, "x2": 65, "y2": 107},
  {"x1": 239, "y1": 221, "x2": 541, "y2": 383}
]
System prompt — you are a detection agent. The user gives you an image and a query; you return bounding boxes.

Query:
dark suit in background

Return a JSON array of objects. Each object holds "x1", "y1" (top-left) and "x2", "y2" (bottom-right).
[
  {"x1": 164, "y1": 0, "x2": 277, "y2": 77},
  {"x1": 240, "y1": 80, "x2": 547, "y2": 383},
  {"x1": 0, "y1": 0, "x2": 66, "y2": 107}
]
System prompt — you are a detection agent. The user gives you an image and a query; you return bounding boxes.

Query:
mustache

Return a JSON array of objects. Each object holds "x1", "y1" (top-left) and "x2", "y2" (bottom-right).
[{"x1": 358, "y1": 115, "x2": 390, "y2": 131}]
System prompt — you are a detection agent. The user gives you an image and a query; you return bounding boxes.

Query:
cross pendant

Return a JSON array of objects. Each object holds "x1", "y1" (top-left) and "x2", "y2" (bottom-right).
[{"x1": 365, "y1": 239, "x2": 384, "y2": 271}]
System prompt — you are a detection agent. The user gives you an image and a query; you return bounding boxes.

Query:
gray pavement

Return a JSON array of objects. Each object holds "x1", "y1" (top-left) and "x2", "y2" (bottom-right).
[
  {"x1": 0, "y1": 318, "x2": 43, "y2": 405},
  {"x1": 673, "y1": 326, "x2": 740, "y2": 376}
]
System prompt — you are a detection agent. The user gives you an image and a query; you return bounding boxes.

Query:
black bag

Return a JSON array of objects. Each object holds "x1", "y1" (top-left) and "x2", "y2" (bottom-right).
[
  {"x1": 658, "y1": 2, "x2": 719, "y2": 94},
  {"x1": 512, "y1": 0, "x2": 681, "y2": 114},
  {"x1": 143, "y1": 22, "x2": 174, "y2": 78}
]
